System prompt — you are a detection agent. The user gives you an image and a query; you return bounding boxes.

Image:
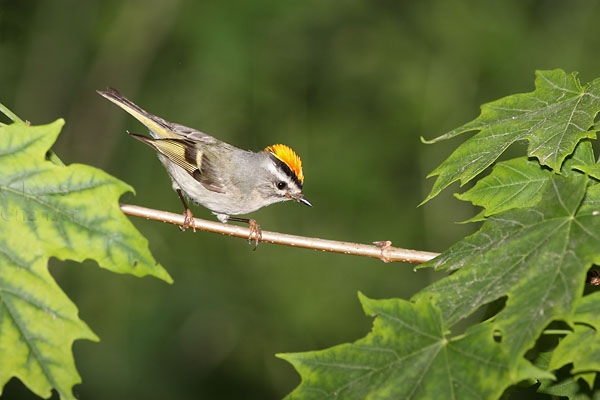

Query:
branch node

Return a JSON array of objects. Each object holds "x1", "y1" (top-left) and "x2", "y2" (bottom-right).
[{"x1": 373, "y1": 240, "x2": 393, "y2": 263}]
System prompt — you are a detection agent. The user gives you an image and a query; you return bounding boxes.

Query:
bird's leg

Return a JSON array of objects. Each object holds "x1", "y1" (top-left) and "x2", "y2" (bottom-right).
[
  {"x1": 177, "y1": 189, "x2": 196, "y2": 232},
  {"x1": 228, "y1": 217, "x2": 262, "y2": 250}
]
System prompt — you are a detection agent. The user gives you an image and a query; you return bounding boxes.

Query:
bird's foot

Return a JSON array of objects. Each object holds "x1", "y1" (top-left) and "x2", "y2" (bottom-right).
[
  {"x1": 226, "y1": 216, "x2": 262, "y2": 249},
  {"x1": 176, "y1": 189, "x2": 196, "y2": 232},
  {"x1": 248, "y1": 219, "x2": 262, "y2": 251},
  {"x1": 180, "y1": 208, "x2": 196, "y2": 232}
]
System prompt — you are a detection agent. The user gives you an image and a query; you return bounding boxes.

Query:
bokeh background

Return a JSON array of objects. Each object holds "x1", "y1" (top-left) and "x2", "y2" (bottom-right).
[{"x1": 2, "y1": 0, "x2": 600, "y2": 398}]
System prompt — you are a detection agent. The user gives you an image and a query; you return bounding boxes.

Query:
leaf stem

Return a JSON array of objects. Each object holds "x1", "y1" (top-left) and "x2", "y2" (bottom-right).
[
  {"x1": 119, "y1": 203, "x2": 439, "y2": 264},
  {"x1": 541, "y1": 329, "x2": 571, "y2": 335},
  {"x1": 46, "y1": 150, "x2": 65, "y2": 166},
  {"x1": 0, "y1": 102, "x2": 23, "y2": 123}
]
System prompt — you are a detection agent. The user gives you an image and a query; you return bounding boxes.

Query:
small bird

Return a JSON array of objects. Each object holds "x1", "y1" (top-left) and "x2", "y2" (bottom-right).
[{"x1": 97, "y1": 88, "x2": 311, "y2": 247}]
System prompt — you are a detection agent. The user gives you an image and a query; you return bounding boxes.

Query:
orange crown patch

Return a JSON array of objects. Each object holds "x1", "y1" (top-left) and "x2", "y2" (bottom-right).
[{"x1": 265, "y1": 144, "x2": 304, "y2": 184}]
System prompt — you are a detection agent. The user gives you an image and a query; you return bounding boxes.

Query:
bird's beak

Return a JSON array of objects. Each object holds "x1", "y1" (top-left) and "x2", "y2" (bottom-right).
[{"x1": 287, "y1": 193, "x2": 312, "y2": 207}]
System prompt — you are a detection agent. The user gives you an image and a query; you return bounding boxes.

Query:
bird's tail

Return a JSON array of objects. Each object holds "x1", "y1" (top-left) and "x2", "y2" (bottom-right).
[{"x1": 97, "y1": 87, "x2": 179, "y2": 139}]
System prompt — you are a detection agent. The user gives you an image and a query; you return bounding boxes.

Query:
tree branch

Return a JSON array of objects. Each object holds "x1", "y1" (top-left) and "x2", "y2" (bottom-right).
[{"x1": 120, "y1": 203, "x2": 439, "y2": 264}]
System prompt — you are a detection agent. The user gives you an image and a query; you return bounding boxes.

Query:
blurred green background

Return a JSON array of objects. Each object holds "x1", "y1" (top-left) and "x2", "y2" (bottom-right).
[{"x1": 2, "y1": 0, "x2": 600, "y2": 398}]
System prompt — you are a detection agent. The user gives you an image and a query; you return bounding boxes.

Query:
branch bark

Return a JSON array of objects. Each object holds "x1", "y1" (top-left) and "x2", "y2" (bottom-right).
[{"x1": 120, "y1": 203, "x2": 439, "y2": 264}]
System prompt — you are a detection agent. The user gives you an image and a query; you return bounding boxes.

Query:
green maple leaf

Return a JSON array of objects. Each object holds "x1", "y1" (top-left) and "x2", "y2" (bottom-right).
[
  {"x1": 279, "y1": 293, "x2": 543, "y2": 399},
  {"x1": 536, "y1": 293, "x2": 600, "y2": 397},
  {"x1": 561, "y1": 140, "x2": 596, "y2": 176},
  {"x1": 548, "y1": 292, "x2": 600, "y2": 388},
  {"x1": 537, "y1": 370, "x2": 599, "y2": 400},
  {"x1": 455, "y1": 157, "x2": 549, "y2": 220},
  {"x1": 422, "y1": 69, "x2": 600, "y2": 203},
  {"x1": 0, "y1": 111, "x2": 171, "y2": 399},
  {"x1": 572, "y1": 144, "x2": 600, "y2": 180},
  {"x1": 416, "y1": 174, "x2": 600, "y2": 361},
  {"x1": 456, "y1": 140, "x2": 595, "y2": 220},
  {"x1": 539, "y1": 379, "x2": 600, "y2": 400},
  {"x1": 574, "y1": 164, "x2": 600, "y2": 180}
]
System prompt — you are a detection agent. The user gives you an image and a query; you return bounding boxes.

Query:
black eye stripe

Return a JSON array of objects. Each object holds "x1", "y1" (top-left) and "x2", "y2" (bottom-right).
[{"x1": 269, "y1": 154, "x2": 303, "y2": 189}]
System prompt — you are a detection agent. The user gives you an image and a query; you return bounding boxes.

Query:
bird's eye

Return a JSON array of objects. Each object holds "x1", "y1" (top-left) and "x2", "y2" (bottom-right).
[{"x1": 276, "y1": 181, "x2": 287, "y2": 190}]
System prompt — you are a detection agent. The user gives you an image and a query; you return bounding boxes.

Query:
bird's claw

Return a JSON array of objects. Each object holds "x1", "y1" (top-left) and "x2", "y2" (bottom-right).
[
  {"x1": 248, "y1": 219, "x2": 262, "y2": 250},
  {"x1": 181, "y1": 208, "x2": 196, "y2": 232}
]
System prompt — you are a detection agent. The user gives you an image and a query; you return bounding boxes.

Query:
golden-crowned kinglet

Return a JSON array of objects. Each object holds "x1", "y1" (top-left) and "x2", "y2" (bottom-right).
[{"x1": 97, "y1": 88, "x2": 311, "y2": 245}]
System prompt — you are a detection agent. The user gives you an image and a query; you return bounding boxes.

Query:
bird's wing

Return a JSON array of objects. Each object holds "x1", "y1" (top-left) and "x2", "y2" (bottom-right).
[
  {"x1": 129, "y1": 133, "x2": 226, "y2": 194},
  {"x1": 170, "y1": 122, "x2": 219, "y2": 144}
]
